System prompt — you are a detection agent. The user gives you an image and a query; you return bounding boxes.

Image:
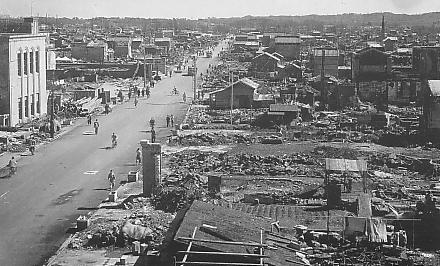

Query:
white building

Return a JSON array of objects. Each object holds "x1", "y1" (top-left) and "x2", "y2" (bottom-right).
[{"x1": 0, "y1": 33, "x2": 47, "y2": 126}]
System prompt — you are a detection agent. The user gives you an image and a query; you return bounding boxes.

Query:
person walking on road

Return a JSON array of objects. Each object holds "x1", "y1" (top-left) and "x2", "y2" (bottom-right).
[
  {"x1": 93, "y1": 119, "x2": 100, "y2": 135},
  {"x1": 29, "y1": 139, "x2": 36, "y2": 155},
  {"x1": 170, "y1": 115, "x2": 174, "y2": 127},
  {"x1": 136, "y1": 148, "x2": 142, "y2": 165},
  {"x1": 182, "y1": 92, "x2": 187, "y2": 103},
  {"x1": 151, "y1": 128, "x2": 156, "y2": 143},
  {"x1": 108, "y1": 170, "x2": 116, "y2": 192},
  {"x1": 166, "y1": 115, "x2": 170, "y2": 127},
  {"x1": 134, "y1": 97, "x2": 138, "y2": 107},
  {"x1": 8, "y1": 156, "x2": 17, "y2": 175},
  {"x1": 87, "y1": 114, "x2": 92, "y2": 125}
]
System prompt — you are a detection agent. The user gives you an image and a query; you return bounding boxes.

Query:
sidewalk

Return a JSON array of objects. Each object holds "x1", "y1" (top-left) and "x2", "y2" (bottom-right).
[{"x1": 0, "y1": 117, "x2": 85, "y2": 170}]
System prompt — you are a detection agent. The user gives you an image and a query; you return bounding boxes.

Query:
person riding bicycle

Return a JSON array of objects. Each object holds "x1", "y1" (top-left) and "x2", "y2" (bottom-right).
[
  {"x1": 173, "y1": 86, "x2": 178, "y2": 95},
  {"x1": 111, "y1": 133, "x2": 118, "y2": 147}
]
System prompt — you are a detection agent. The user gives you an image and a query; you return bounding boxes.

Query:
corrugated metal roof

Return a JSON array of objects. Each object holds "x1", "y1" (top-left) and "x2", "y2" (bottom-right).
[
  {"x1": 275, "y1": 36, "x2": 301, "y2": 44},
  {"x1": 270, "y1": 104, "x2": 299, "y2": 112},
  {"x1": 428, "y1": 80, "x2": 440, "y2": 97},
  {"x1": 325, "y1": 158, "x2": 367, "y2": 172}
]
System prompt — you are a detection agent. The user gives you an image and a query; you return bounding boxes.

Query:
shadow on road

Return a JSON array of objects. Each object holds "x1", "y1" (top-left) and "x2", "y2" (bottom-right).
[
  {"x1": 93, "y1": 188, "x2": 109, "y2": 191},
  {"x1": 77, "y1": 206, "x2": 99, "y2": 211},
  {"x1": 99, "y1": 146, "x2": 113, "y2": 150}
]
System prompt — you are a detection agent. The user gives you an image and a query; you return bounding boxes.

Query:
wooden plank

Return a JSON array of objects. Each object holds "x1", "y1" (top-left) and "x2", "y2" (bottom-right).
[
  {"x1": 177, "y1": 251, "x2": 268, "y2": 257},
  {"x1": 178, "y1": 237, "x2": 267, "y2": 247},
  {"x1": 180, "y1": 227, "x2": 198, "y2": 265}
]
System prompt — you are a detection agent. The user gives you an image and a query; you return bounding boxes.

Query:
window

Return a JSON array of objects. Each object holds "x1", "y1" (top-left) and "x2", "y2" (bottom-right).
[
  {"x1": 36, "y1": 93, "x2": 40, "y2": 113},
  {"x1": 17, "y1": 53, "x2": 21, "y2": 76},
  {"x1": 31, "y1": 95, "x2": 35, "y2": 115},
  {"x1": 25, "y1": 96, "x2": 29, "y2": 117},
  {"x1": 35, "y1": 51, "x2": 39, "y2": 73},
  {"x1": 23, "y1": 52, "x2": 28, "y2": 75},
  {"x1": 18, "y1": 98, "x2": 23, "y2": 119},
  {"x1": 30, "y1": 51, "x2": 33, "y2": 73}
]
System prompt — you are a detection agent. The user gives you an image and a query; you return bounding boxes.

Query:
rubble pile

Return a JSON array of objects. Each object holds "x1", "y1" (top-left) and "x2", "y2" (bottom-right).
[
  {"x1": 152, "y1": 182, "x2": 207, "y2": 213},
  {"x1": 69, "y1": 197, "x2": 174, "y2": 250},
  {"x1": 167, "y1": 150, "x2": 324, "y2": 177},
  {"x1": 169, "y1": 132, "x2": 253, "y2": 146}
]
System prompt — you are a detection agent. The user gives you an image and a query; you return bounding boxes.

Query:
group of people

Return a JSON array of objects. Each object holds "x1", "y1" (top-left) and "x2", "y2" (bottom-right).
[
  {"x1": 87, "y1": 116, "x2": 100, "y2": 135},
  {"x1": 166, "y1": 114, "x2": 175, "y2": 128}
]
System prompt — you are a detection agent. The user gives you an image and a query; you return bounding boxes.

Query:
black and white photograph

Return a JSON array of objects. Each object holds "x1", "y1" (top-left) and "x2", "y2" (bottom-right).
[{"x1": 1, "y1": 0, "x2": 440, "y2": 265}]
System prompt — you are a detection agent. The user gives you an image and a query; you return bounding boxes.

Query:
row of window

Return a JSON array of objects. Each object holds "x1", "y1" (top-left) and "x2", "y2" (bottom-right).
[
  {"x1": 18, "y1": 94, "x2": 40, "y2": 119},
  {"x1": 17, "y1": 50, "x2": 40, "y2": 76}
]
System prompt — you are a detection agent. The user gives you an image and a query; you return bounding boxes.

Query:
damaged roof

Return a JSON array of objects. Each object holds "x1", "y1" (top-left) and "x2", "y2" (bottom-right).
[{"x1": 173, "y1": 200, "x2": 307, "y2": 266}]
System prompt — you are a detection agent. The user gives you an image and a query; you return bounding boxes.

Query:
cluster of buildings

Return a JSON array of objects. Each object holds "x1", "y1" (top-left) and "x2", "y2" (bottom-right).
[
  {"x1": 205, "y1": 17, "x2": 440, "y2": 141},
  {"x1": 0, "y1": 17, "x2": 222, "y2": 127}
]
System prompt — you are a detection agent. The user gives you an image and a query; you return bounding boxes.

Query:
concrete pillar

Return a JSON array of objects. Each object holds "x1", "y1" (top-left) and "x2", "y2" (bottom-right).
[{"x1": 140, "y1": 140, "x2": 161, "y2": 196}]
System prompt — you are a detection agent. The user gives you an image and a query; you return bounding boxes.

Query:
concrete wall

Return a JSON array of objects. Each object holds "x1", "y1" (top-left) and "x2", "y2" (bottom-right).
[
  {"x1": 0, "y1": 34, "x2": 47, "y2": 126},
  {"x1": 0, "y1": 37, "x2": 10, "y2": 122}
]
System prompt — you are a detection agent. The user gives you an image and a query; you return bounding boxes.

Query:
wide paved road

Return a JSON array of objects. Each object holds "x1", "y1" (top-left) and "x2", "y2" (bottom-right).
[{"x1": 0, "y1": 41, "x2": 225, "y2": 266}]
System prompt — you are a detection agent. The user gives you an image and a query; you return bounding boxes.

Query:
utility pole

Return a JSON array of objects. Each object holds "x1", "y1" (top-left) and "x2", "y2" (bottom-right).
[
  {"x1": 50, "y1": 71, "x2": 55, "y2": 138},
  {"x1": 230, "y1": 69, "x2": 234, "y2": 125},
  {"x1": 143, "y1": 45, "x2": 147, "y2": 89},
  {"x1": 320, "y1": 48, "x2": 326, "y2": 110},
  {"x1": 193, "y1": 57, "x2": 197, "y2": 102}
]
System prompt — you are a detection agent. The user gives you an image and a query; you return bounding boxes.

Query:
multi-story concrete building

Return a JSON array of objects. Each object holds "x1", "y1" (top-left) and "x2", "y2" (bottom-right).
[
  {"x1": 312, "y1": 48, "x2": 339, "y2": 78},
  {"x1": 0, "y1": 33, "x2": 47, "y2": 126}
]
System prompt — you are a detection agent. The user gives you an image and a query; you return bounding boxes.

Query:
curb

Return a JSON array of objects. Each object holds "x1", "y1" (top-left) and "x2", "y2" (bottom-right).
[{"x1": 45, "y1": 235, "x2": 74, "y2": 266}]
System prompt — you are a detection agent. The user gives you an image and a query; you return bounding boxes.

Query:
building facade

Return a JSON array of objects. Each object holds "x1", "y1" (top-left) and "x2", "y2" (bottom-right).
[
  {"x1": 274, "y1": 36, "x2": 301, "y2": 60},
  {"x1": 0, "y1": 33, "x2": 47, "y2": 126},
  {"x1": 312, "y1": 48, "x2": 339, "y2": 78}
]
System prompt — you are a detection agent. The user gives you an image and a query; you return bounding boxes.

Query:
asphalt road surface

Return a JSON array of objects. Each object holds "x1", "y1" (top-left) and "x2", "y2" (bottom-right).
[{"x1": 0, "y1": 41, "x2": 225, "y2": 266}]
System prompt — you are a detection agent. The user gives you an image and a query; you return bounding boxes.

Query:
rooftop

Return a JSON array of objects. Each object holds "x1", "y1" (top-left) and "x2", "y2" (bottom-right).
[{"x1": 428, "y1": 80, "x2": 440, "y2": 97}]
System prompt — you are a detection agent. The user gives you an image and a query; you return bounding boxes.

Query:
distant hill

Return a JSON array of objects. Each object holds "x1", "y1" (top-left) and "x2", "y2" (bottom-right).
[{"x1": 214, "y1": 12, "x2": 440, "y2": 29}]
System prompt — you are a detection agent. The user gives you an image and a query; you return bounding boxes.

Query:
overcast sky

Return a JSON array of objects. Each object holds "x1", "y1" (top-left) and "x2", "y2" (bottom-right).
[{"x1": 2, "y1": 0, "x2": 440, "y2": 18}]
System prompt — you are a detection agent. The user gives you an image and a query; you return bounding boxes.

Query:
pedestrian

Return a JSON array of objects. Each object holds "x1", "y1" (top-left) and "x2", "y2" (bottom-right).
[
  {"x1": 8, "y1": 156, "x2": 17, "y2": 175},
  {"x1": 166, "y1": 115, "x2": 170, "y2": 127},
  {"x1": 136, "y1": 148, "x2": 141, "y2": 165},
  {"x1": 182, "y1": 92, "x2": 186, "y2": 103},
  {"x1": 29, "y1": 138, "x2": 36, "y2": 155},
  {"x1": 151, "y1": 128, "x2": 156, "y2": 143},
  {"x1": 93, "y1": 119, "x2": 100, "y2": 135},
  {"x1": 170, "y1": 115, "x2": 174, "y2": 127},
  {"x1": 118, "y1": 90, "x2": 123, "y2": 102},
  {"x1": 142, "y1": 89, "x2": 145, "y2": 97},
  {"x1": 108, "y1": 169, "x2": 116, "y2": 192},
  {"x1": 87, "y1": 114, "x2": 92, "y2": 125},
  {"x1": 137, "y1": 89, "x2": 141, "y2": 97},
  {"x1": 134, "y1": 97, "x2": 138, "y2": 107},
  {"x1": 128, "y1": 91, "x2": 132, "y2": 99}
]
